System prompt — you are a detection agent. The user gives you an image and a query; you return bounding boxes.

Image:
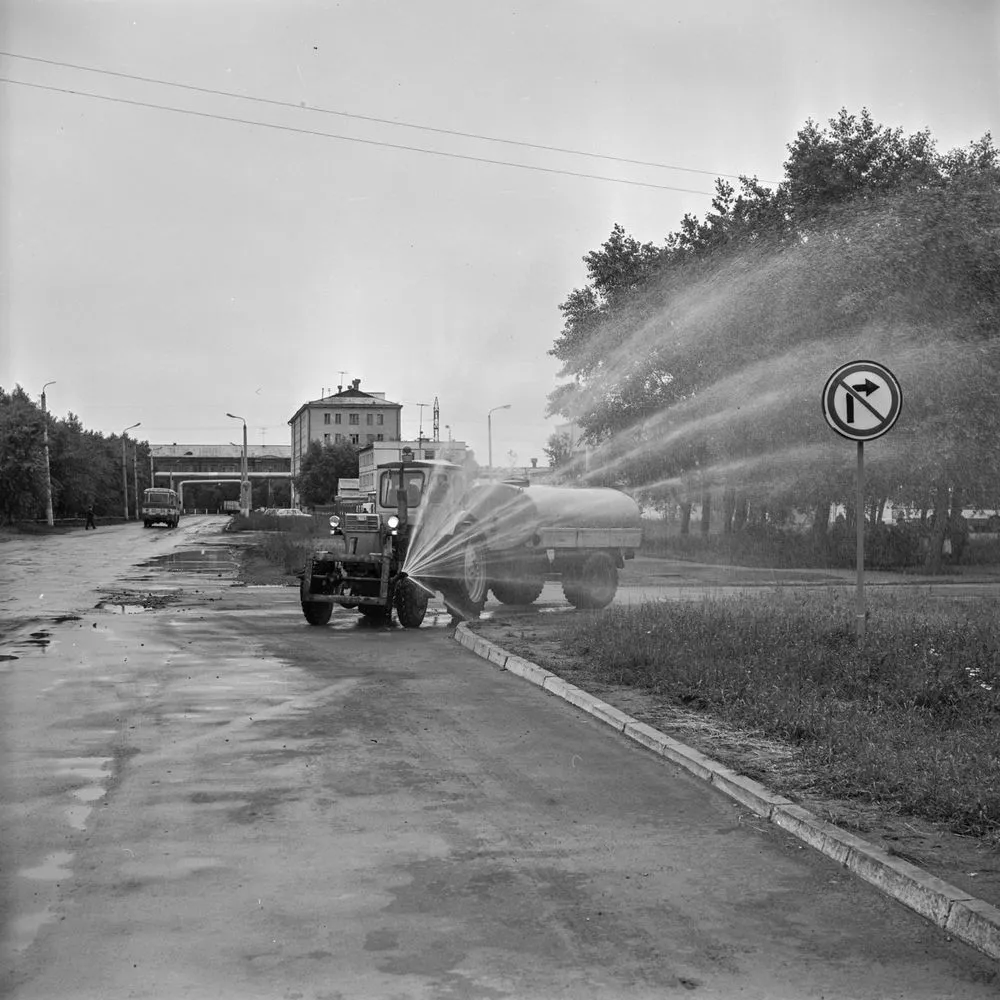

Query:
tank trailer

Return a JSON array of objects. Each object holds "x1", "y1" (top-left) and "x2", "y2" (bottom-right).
[{"x1": 298, "y1": 454, "x2": 642, "y2": 628}]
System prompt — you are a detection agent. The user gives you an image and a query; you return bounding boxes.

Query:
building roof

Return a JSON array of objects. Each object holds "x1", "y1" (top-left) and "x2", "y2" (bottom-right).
[
  {"x1": 288, "y1": 379, "x2": 402, "y2": 425},
  {"x1": 151, "y1": 444, "x2": 291, "y2": 459}
]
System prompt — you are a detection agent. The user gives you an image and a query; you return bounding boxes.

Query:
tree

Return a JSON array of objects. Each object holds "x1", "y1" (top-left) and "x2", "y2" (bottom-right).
[
  {"x1": 543, "y1": 432, "x2": 574, "y2": 469},
  {"x1": 545, "y1": 112, "x2": 1000, "y2": 558},
  {"x1": 294, "y1": 441, "x2": 359, "y2": 506},
  {"x1": 0, "y1": 385, "x2": 46, "y2": 523}
]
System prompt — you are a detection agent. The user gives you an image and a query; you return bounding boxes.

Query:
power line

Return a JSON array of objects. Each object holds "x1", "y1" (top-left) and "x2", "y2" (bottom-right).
[
  {"x1": 0, "y1": 77, "x2": 716, "y2": 194},
  {"x1": 0, "y1": 50, "x2": 764, "y2": 183}
]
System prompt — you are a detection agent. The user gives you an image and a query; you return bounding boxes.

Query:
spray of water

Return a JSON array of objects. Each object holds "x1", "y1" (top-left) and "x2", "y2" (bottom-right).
[{"x1": 548, "y1": 200, "x2": 1000, "y2": 513}]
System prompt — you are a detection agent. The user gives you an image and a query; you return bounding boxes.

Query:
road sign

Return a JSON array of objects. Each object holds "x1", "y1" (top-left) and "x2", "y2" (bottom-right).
[{"x1": 822, "y1": 360, "x2": 902, "y2": 441}]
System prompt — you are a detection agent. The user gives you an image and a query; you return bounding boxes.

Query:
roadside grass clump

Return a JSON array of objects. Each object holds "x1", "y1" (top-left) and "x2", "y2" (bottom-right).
[
  {"x1": 229, "y1": 514, "x2": 323, "y2": 577},
  {"x1": 255, "y1": 531, "x2": 314, "y2": 575},
  {"x1": 565, "y1": 590, "x2": 1000, "y2": 838}
]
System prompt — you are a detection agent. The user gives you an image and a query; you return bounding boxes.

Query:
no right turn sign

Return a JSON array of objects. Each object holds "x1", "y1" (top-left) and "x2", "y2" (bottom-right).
[{"x1": 822, "y1": 361, "x2": 902, "y2": 442}]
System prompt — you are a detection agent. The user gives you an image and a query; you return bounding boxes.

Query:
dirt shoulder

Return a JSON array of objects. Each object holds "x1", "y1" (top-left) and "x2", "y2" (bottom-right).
[{"x1": 467, "y1": 609, "x2": 1000, "y2": 915}]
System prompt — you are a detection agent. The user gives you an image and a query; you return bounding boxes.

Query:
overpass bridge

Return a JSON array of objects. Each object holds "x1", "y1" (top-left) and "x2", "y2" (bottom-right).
[{"x1": 150, "y1": 444, "x2": 292, "y2": 509}]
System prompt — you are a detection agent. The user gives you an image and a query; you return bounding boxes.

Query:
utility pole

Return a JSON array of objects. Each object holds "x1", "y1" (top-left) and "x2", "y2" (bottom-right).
[
  {"x1": 226, "y1": 413, "x2": 250, "y2": 516},
  {"x1": 41, "y1": 382, "x2": 56, "y2": 526},
  {"x1": 487, "y1": 404, "x2": 511, "y2": 481},
  {"x1": 121, "y1": 422, "x2": 141, "y2": 519}
]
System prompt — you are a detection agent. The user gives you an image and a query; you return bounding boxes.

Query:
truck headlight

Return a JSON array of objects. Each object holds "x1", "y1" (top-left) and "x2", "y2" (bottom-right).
[{"x1": 386, "y1": 515, "x2": 400, "y2": 530}]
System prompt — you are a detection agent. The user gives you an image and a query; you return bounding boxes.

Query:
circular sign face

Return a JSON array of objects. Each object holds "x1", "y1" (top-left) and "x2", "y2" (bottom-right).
[{"x1": 822, "y1": 360, "x2": 902, "y2": 441}]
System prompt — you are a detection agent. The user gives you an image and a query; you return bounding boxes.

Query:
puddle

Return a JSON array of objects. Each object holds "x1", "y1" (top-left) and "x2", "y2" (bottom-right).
[
  {"x1": 65, "y1": 805, "x2": 92, "y2": 831},
  {"x1": 55, "y1": 756, "x2": 113, "y2": 782},
  {"x1": 98, "y1": 604, "x2": 147, "y2": 614},
  {"x1": 72, "y1": 785, "x2": 108, "y2": 803},
  {"x1": 0, "y1": 653, "x2": 19, "y2": 662},
  {"x1": 175, "y1": 856, "x2": 222, "y2": 873},
  {"x1": 51, "y1": 615, "x2": 82, "y2": 624},
  {"x1": 20, "y1": 851, "x2": 74, "y2": 881},
  {"x1": 144, "y1": 548, "x2": 239, "y2": 574},
  {"x1": 21, "y1": 631, "x2": 52, "y2": 648},
  {"x1": 5, "y1": 908, "x2": 56, "y2": 953}
]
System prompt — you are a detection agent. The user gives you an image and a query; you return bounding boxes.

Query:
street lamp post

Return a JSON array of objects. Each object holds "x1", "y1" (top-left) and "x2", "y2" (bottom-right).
[
  {"x1": 121, "y1": 422, "x2": 141, "y2": 520},
  {"x1": 487, "y1": 404, "x2": 511, "y2": 481},
  {"x1": 226, "y1": 413, "x2": 250, "y2": 516},
  {"x1": 41, "y1": 381, "x2": 56, "y2": 526},
  {"x1": 133, "y1": 445, "x2": 139, "y2": 519}
]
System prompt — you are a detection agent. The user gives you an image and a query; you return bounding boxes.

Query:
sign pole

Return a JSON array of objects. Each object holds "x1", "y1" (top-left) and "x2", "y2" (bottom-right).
[
  {"x1": 856, "y1": 441, "x2": 865, "y2": 643},
  {"x1": 822, "y1": 360, "x2": 901, "y2": 646}
]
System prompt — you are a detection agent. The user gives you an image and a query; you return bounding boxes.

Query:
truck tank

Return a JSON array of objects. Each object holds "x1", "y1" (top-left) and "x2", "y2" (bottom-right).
[{"x1": 462, "y1": 482, "x2": 641, "y2": 547}]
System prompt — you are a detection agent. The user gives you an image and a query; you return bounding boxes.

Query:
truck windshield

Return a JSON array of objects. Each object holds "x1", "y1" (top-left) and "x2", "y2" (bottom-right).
[{"x1": 379, "y1": 470, "x2": 425, "y2": 508}]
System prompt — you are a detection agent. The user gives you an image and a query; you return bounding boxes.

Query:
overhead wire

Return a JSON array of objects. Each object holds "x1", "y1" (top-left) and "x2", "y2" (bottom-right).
[
  {"x1": 0, "y1": 50, "x2": 768, "y2": 184},
  {"x1": 0, "y1": 77, "x2": 717, "y2": 194}
]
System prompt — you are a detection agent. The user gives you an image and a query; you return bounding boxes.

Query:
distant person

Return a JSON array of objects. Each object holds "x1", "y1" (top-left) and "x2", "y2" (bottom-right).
[{"x1": 85, "y1": 505, "x2": 96, "y2": 530}]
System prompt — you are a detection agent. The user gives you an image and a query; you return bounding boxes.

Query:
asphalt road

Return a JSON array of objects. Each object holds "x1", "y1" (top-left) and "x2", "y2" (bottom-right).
[{"x1": 1, "y1": 517, "x2": 997, "y2": 999}]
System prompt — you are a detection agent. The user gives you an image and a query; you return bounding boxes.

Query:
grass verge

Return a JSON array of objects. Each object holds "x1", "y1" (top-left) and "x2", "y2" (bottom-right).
[{"x1": 563, "y1": 590, "x2": 1000, "y2": 840}]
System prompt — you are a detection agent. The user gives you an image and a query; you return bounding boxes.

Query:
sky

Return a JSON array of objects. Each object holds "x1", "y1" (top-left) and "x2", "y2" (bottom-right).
[{"x1": 2, "y1": 0, "x2": 998, "y2": 469}]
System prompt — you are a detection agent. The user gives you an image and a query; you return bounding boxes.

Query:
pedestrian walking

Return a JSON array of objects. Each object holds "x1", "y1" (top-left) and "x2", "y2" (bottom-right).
[{"x1": 85, "y1": 505, "x2": 96, "y2": 530}]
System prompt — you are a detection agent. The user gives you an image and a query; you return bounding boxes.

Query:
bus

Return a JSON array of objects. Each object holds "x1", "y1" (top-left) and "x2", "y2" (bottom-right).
[{"x1": 141, "y1": 488, "x2": 181, "y2": 528}]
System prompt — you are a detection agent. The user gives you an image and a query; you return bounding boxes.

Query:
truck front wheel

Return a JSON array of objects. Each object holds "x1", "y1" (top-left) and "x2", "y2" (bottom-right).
[
  {"x1": 564, "y1": 553, "x2": 618, "y2": 610},
  {"x1": 462, "y1": 540, "x2": 489, "y2": 611},
  {"x1": 300, "y1": 580, "x2": 333, "y2": 626},
  {"x1": 395, "y1": 579, "x2": 429, "y2": 628}
]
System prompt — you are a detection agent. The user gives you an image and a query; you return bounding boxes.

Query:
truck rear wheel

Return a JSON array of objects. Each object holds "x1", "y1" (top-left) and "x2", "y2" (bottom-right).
[
  {"x1": 564, "y1": 553, "x2": 618, "y2": 609},
  {"x1": 300, "y1": 580, "x2": 333, "y2": 626},
  {"x1": 395, "y1": 579, "x2": 429, "y2": 628},
  {"x1": 491, "y1": 578, "x2": 545, "y2": 605}
]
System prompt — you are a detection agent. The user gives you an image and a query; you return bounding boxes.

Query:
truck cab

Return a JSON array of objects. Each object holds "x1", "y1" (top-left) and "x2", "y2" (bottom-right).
[{"x1": 298, "y1": 457, "x2": 465, "y2": 628}]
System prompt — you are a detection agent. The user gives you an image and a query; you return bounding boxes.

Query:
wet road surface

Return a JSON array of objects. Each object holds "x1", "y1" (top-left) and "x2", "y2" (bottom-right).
[{"x1": 1, "y1": 518, "x2": 997, "y2": 998}]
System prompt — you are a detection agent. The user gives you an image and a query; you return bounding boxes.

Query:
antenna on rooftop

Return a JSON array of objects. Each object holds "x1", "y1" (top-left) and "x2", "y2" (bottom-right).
[{"x1": 433, "y1": 397, "x2": 440, "y2": 442}]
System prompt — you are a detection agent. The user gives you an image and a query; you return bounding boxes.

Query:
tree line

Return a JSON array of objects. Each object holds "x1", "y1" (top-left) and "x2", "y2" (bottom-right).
[
  {"x1": 0, "y1": 385, "x2": 152, "y2": 524},
  {"x1": 0, "y1": 386, "x2": 295, "y2": 523},
  {"x1": 544, "y1": 109, "x2": 1000, "y2": 569}
]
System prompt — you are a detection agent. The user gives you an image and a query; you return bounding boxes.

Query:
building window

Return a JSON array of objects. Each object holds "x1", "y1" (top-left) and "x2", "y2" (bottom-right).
[
  {"x1": 335, "y1": 433, "x2": 344, "y2": 442},
  {"x1": 349, "y1": 413, "x2": 359, "y2": 425},
  {"x1": 376, "y1": 414, "x2": 384, "y2": 426},
  {"x1": 366, "y1": 413, "x2": 373, "y2": 425},
  {"x1": 350, "y1": 434, "x2": 359, "y2": 445},
  {"x1": 425, "y1": 450, "x2": 435, "y2": 459},
  {"x1": 323, "y1": 433, "x2": 330, "y2": 444},
  {"x1": 376, "y1": 433, "x2": 384, "y2": 441},
  {"x1": 323, "y1": 413, "x2": 331, "y2": 425},
  {"x1": 335, "y1": 413, "x2": 342, "y2": 425}
]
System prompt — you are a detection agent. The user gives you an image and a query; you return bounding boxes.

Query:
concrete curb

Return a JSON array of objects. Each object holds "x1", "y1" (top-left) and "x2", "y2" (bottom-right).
[{"x1": 453, "y1": 623, "x2": 1000, "y2": 962}]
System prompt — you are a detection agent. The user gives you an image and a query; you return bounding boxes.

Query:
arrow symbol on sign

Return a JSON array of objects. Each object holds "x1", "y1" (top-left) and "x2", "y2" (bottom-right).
[{"x1": 852, "y1": 378, "x2": 878, "y2": 396}]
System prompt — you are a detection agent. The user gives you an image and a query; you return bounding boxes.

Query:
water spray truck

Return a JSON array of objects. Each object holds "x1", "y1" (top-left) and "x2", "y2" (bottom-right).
[{"x1": 299, "y1": 451, "x2": 643, "y2": 628}]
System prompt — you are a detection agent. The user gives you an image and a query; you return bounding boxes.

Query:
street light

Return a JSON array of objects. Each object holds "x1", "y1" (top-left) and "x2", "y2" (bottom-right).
[
  {"x1": 41, "y1": 381, "x2": 56, "y2": 526},
  {"x1": 226, "y1": 413, "x2": 250, "y2": 516},
  {"x1": 487, "y1": 404, "x2": 511, "y2": 480},
  {"x1": 121, "y1": 422, "x2": 141, "y2": 520}
]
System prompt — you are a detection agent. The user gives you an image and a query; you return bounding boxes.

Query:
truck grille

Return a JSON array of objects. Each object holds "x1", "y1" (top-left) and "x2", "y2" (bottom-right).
[{"x1": 344, "y1": 513, "x2": 381, "y2": 532}]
